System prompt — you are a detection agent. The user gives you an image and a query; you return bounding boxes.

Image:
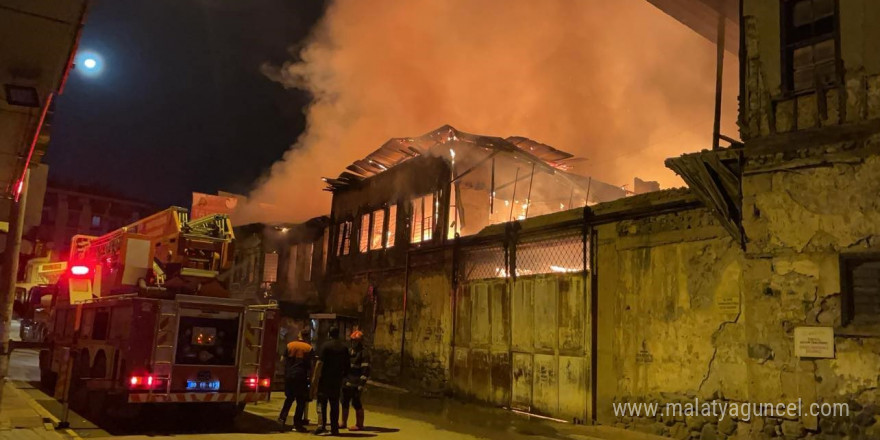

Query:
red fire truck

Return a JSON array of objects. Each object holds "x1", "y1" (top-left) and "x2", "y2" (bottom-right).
[{"x1": 38, "y1": 207, "x2": 279, "y2": 419}]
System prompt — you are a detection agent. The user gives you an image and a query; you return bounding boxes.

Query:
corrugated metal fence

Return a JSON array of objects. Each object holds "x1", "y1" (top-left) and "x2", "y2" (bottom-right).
[{"x1": 452, "y1": 226, "x2": 590, "y2": 423}]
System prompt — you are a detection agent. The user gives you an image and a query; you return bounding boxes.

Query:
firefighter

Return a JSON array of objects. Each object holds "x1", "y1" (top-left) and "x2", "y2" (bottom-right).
[
  {"x1": 277, "y1": 328, "x2": 313, "y2": 432},
  {"x1": 312, "y1": 326, "x2": 349, "y2": 435},
  {"x1": 341, "y1": 330, "x2": 370, "y2": 431}
]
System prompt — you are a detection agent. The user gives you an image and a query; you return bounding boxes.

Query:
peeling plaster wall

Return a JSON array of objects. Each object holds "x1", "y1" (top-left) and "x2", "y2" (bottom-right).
[
  {"x1": 596, "y1": 207, "x2": 748, "y2": 439},
  {"x1": 738, "y1": 134, "x2": 880, "y2": 439},
  {"x1": 741, "y1": 0, "x2": 880, "y2": 140}
]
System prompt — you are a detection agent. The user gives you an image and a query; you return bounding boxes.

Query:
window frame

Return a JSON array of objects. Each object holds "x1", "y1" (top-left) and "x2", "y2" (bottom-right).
[
  {"x1": 336, "y1": 220, "x2": 353, "y2": 256},
  {"x1": 410, "y1": 193, "x2": 436, "y2": 244},
  {"x1": 386, "y1": 204, "x2": 397, "y2": 248},
  {"x1": 359, "y1": 212, "x2": 370, "y2": 253},
  {"x1": 839, "y1": 252, "x2": 880, "y2": 329},
  {"x1": 358, "y1": 206, "x2": 396, "y2": 253},
  {"x1": 780, "y1": 0, "x2": 841, "y2": 96}
]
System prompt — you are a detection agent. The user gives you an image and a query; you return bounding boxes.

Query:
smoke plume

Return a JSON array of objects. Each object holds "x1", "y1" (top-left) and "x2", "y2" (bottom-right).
[{"x1": 236, "y1": 0, "x2": 739, "y2": 224}]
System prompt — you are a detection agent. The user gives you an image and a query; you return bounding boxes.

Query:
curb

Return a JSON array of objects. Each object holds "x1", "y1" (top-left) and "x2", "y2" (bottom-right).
[{"x1": 7, "y1": 382, "x2": 81, "y2": 440}]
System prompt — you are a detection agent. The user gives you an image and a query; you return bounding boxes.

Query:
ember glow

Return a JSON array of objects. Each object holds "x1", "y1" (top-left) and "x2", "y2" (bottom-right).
[{"x1": 237, "y1": 0, "x2": 738, "y2": 223}]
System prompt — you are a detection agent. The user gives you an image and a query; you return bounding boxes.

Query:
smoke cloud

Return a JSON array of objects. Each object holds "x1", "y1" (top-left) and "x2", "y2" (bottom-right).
[{"x1": 236, "y1": 0, "x2": 739, "y2": 224}]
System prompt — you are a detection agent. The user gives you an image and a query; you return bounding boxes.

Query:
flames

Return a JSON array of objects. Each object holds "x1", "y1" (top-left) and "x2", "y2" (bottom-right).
[{"x1": 235, "y1": 0, "x2": 738, "y2": 224}]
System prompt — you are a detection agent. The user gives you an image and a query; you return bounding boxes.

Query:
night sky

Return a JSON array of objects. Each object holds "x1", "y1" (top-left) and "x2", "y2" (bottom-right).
[{"x1": 46, "y1": 0, "x2": 326, "y2": 207}]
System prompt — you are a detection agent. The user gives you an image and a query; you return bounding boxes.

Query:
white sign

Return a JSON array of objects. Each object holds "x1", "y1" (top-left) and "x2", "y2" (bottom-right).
[{"x1": 794, "y1": 326, "x2": 835, "y2": 358}]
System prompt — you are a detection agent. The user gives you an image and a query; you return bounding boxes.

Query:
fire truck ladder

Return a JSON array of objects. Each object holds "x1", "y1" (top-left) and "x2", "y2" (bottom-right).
[
  {"x1": 151, "y1": 300, "x2": 180, "y2": 396},
  {"x1": 235, "y1": 304, "x2": 272, "y2": 403}
]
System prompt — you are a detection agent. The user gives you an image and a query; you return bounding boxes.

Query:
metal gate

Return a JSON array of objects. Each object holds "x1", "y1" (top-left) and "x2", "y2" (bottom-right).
[
  {"x1": 453, "y1": 271, "x2": 589, "y2": 422},
  {"x1": 510, "y1": 273, "x2": 588, "y2": 421}
]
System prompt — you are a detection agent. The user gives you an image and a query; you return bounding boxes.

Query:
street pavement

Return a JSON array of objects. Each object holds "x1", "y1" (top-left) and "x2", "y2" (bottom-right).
[{"x1": 3, "y1": 346, "x2": 657, "y2": 440}]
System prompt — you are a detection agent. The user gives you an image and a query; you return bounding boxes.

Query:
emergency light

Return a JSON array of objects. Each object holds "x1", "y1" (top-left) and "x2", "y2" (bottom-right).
[
  {"x1": 129, "y1": 375, "x2": 159, "y2": 389},
  {"x1": 70, "y1": 265, "x2": 91, "y2": 276}
]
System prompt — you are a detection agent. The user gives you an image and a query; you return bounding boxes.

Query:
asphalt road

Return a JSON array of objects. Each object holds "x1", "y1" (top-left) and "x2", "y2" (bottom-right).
[{"x1": 6, "y1": 345, "x2": 608, "y2": 440}]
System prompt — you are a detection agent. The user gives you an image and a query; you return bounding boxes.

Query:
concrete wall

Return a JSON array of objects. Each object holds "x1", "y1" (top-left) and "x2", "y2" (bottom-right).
[
  {"x1": 322, "y1": 254, "x2": 453, "y2": 392},
  {"x1": 741, "y1": 0, "x2": 880, "y2": 139},
  {"x1": 595, "y1": 205, "x2": 747, "y2": 438}
]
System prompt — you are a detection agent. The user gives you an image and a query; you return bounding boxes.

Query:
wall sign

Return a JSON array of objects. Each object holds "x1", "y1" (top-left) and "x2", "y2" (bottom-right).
[{"x1": 794, "y1": 326, "x2": 835, "y2": 358}]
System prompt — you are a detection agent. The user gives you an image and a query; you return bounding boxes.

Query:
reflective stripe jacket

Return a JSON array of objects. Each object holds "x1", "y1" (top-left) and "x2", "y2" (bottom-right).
[{"x1": 345, "y1": 345, "x2": 370, "y2": 388}]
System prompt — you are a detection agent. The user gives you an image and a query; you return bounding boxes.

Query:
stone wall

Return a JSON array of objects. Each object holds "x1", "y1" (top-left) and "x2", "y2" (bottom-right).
[
  {"x1": 595, "y1": 205, "x2": 750, "y2": 439},
  {"x1": 738, "y1": 134, "x2": 880, "y2": 439}
]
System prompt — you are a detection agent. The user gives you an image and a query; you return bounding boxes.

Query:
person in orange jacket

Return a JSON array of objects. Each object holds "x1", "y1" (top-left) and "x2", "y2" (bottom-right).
[
  {"x1": 277, "y1": 328, "x2": 314, "y2": 432},
  {"x1": 341, "y1": 330, "x2": 370, "y2": 431}
]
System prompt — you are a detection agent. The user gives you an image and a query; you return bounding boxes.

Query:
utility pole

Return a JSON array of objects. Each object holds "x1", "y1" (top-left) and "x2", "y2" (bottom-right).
[
  {"x1": 0, "y1": 169, "x2": 30, "y2": 382},
  {"x1": 712, "y1": 8, "x2": 726, "y2": 150}
]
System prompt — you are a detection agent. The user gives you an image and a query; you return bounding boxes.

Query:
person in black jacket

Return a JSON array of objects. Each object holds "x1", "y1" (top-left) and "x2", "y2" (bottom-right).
[{"x1": 312, "y1": 326, "x2": 349, "y2": 435}]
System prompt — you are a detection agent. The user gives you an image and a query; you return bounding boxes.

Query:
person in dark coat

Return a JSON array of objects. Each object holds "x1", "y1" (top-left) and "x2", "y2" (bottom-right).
[
  {"x1": 277, "y1": 328, "x2": 314, "y2": 432},
  {"x1": 313, "y1": 326, "x2": 349, "y2": 435},
  {"x1": 341, "y1": 330, "x2": 370, "y2": 430}
]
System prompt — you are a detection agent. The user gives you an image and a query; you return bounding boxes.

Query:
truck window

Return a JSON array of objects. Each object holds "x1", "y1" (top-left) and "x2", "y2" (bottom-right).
[
  {"x1": 92, "y1": 310, "x2": 110, "y2": 340},
  {"x1": 175, "y1": 316, "x2": 239, "y2": 366}
]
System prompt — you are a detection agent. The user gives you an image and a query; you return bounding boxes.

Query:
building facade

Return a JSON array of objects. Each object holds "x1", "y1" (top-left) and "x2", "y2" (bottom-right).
[{"x1": 29, "y1": 183, "x2": 155, "y2": 257}]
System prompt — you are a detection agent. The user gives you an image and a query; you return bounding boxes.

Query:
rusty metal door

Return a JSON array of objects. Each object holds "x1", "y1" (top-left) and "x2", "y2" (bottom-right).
[
  {"x1": 454, "y1": 272, "x2": 589, "y2": 423},
  {"x1": 511, "y1": 273, "x2": 589, "y2": 422},
  {"x1": 453, "y1": 279, "x2": 511, "y2": 406}
]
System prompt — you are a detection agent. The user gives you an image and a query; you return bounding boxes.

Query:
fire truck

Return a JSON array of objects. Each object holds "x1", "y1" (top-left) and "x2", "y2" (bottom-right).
[{"x1": 38, "y1": 207, "x2": 279, "y2": 419}]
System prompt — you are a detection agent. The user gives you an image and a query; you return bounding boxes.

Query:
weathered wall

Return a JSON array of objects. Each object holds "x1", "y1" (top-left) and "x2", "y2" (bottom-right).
[
  {"x1": 323, "y1": 251, "x2": 453, "y2": 392},
  {"x1": 596, "y1": 206, "x2": 747, "y2": 439},
  {"x1": 741, "y1": 0, "x2": 880, "y2": 140},
  {"x1": 403, "y1": 258, "x2": 453, "y2": 392},
  {"x1": 325, "y1": 272, "x2": 403, "y2": 384},
  {"x1": 738, "y1": 133, "x2": 880, "y2": 439}
]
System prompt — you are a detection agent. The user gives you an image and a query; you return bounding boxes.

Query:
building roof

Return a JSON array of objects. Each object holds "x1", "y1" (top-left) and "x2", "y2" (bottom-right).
[
  {"x1": 645, "y1": 0, "x2": 739, "y2": 54},
  {"x1": 322, "y1": 125, "x2": 592, "y2": 192}
]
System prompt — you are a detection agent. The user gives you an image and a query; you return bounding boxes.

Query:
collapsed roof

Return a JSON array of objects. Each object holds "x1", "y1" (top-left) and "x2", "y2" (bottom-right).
[{"x1": 322, "y1": 125, "x2": 602, "y2": 192}]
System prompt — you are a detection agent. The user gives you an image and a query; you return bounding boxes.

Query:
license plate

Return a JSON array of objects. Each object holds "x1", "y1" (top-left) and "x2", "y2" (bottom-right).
[{"x1": 187, "y1": 371, "x2": 220, "y2": 391}]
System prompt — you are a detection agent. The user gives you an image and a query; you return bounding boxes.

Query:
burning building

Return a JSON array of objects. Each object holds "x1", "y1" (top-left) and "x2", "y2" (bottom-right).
[
  {"x1": 238, "y1": 1, "x2": 880, "y2": 438},
  {"x1": 324, "y1": 124, "x2": 625, "y2": 245}
]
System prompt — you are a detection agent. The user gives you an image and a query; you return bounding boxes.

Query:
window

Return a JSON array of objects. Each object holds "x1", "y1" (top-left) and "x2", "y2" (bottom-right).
[
  {"x1": 359, "y1": 213, "x2": 370, "y2": 253},
  {"x1": 91, "y1": 310, "x2": 110, "y2": 340},
  {"x1": 303, "y1": 243, "x2": 314, "y2": 281},
  {"x1": 370, "y1": 209, "x2": 385, "y2": 250},
  {"x1": 782, "y1": 0, "x2": 838, "y2": 94},
  {"x1": 263, "y1": 252, "x2": 278, "y2": 283},
  {"x1": 287, "y1": 246, "x2": 298, "y2": 288},
  {"x1": 411, "y1": 193, "x2": 435, "y2": 243},
  {"x1": 322, "y1": 228, "x2": 330, "y2": 273},
  {"x1": 91, "y1": 215, "x2": 102, "y2": 228},
  {"x1": 176, "y1": 316, "x2": 239, "y2": 366},
  {"x1": 336, "y1": 221, "x2": 352, "y2": 256},
  {"x1": 841, "y1": 254, "x2": 880, "y2": 327},
  {"x1": 387, "y1": 205, "x2": 397, "y2": 248}
]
